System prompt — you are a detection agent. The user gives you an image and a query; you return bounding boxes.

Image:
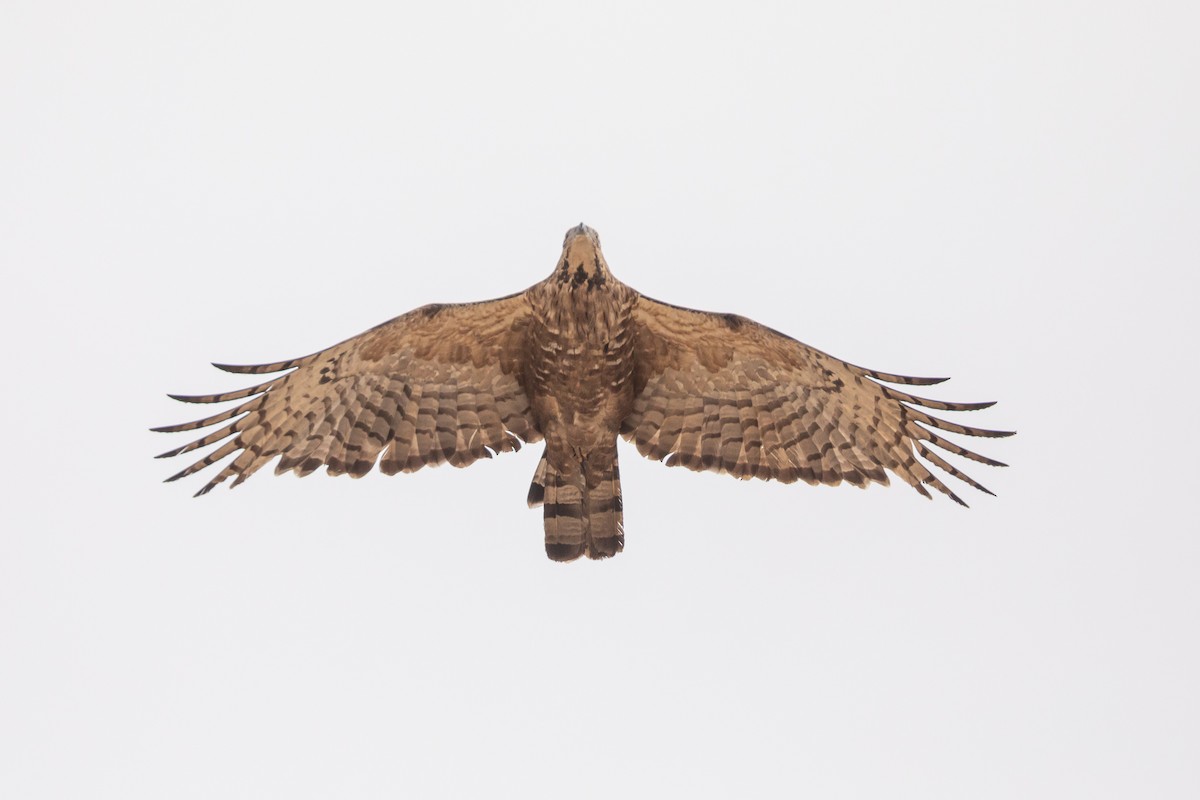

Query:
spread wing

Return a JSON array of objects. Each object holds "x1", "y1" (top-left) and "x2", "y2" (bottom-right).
[
  {"x1": 154, "y1": 293, "x2": 540, "y2": 495},
  {"x1": 622, "y1": 296, "x2": 1013, "y2": 505}
]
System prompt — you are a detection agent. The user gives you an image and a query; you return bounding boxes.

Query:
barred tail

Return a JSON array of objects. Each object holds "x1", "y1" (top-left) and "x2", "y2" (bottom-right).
[
  {"x1": 527, "y1": 448, "x2": 624, "y2": 562},
  {"x1": 583, "y1": 451, "x2": 624, "y2": 559}
]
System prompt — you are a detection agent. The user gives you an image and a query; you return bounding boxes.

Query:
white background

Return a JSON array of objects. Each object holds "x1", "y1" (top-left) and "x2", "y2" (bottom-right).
[{"x1": 2, "y1": 2, "x2": 1197, "y2": 797}]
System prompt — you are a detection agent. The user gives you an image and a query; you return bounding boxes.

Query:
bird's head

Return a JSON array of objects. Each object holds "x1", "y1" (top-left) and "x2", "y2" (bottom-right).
[{"x1": 553, "y1": 223, "x2": 612, "y2": 289}]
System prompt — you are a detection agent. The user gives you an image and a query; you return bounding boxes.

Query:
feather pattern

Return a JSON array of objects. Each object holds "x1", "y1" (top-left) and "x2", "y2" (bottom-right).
[
  {"x1": 157, "y1": 295, "x2": 541, "y2": 497},
  {"x1": 623, "y1": 294, "x2": 1013, "y2": 506},
  {"x1": 155, "y1": 224, "x2": 1012, "y2": 560}
]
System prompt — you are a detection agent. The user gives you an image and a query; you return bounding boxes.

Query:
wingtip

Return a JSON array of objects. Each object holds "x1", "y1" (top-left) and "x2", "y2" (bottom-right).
[
  {"x1": 211, "y1": 359, "x2": 301, "y2": 375},
  {"x1": 861, "y1": 368, "x2": 951, "y2": 386},
  {"x1": 933, "y1": 481, "x2": 968, "y2": 507},
  {"x1": 164, "y1": 465, "x2": 193, "y2": 483}
]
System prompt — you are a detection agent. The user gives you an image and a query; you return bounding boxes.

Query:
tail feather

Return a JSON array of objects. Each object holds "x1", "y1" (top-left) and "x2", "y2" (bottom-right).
[
  {"x1": 528, "y1": 449, "x2": 624, "y2": 562},
  {"x1": 584, "y1": 455, "x2": 624, "y2": 559}
]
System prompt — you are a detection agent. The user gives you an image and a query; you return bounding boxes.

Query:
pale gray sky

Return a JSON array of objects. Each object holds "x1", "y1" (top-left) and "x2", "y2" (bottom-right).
[{"x1": 2, "y1": 2, "x2": 1197, "y2": 797}]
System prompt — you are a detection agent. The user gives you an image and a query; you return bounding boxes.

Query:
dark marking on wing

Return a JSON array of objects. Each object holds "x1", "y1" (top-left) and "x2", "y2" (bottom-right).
[{"x1": 823, "y1": 368, "x2": 845, "y2": 391}]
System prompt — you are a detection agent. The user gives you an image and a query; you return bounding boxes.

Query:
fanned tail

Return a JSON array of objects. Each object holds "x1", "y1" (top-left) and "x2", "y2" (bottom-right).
[{"x1": 527, "y1": 448, "x2": 624, "y2": 562}]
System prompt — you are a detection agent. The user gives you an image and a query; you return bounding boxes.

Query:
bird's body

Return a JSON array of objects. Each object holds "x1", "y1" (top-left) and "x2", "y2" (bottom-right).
[
  {"x1": 156, "y1": 224, "x2": 1012, "y2": 561},
  {"x1": 524, "y1": 227, "x2": 638, "y2": 559}
]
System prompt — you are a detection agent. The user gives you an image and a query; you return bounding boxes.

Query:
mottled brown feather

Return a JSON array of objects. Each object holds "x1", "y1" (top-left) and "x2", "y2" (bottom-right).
[
  {"x1": 624, "y1": 294, "x2": 1012, "y2": 505},
  {"x1": 157, "y1": 294, "x2": 541, "y2": 496},
  {"x1": 156, "y1": 224, "x2": 1012, "y2": 559}
]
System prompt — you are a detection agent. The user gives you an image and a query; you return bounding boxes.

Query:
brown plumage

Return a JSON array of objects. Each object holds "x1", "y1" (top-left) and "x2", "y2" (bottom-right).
[{"x1": 155, "y1": 224, "x2": 1013, "y2": 561}]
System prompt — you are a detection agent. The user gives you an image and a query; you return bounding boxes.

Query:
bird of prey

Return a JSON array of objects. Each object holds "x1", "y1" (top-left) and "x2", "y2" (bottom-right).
[{"x1": 155, "y1": 224, "x2": 1012, "y2": 561}]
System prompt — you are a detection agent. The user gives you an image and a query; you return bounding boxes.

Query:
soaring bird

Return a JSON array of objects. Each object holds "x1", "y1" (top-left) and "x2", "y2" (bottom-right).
[{"x1": 155, "y1": 224, "x2": 1012, "y2": 561}]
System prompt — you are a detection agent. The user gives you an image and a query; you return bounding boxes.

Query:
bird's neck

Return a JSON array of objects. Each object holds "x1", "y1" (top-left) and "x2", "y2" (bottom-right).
[{"x1": 529, "y1": 272, "x2": 634, "y2": 348}]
